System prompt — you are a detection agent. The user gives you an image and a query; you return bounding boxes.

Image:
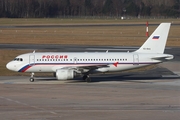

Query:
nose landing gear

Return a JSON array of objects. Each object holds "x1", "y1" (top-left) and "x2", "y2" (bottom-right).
[{"x1": 29, "y1": 73, "x2": 35, "y2": 82}]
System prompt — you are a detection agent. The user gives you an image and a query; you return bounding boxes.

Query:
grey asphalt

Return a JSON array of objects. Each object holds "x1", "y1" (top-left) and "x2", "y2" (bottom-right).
[
  {"x1": 0, "y1": 23, "x2": 180, "y2": 29},
  {"x1": 0, "y1": 74, "x2": 180, "y2": 120}
]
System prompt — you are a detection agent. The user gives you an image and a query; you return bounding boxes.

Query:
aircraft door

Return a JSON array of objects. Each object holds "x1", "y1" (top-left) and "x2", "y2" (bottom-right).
[
  {"x1": 29, "y1": 55, "x2": 35, "y2": 66},
  {"x1": 133, "y1": 54, "x2": 139, "y2": 65}
]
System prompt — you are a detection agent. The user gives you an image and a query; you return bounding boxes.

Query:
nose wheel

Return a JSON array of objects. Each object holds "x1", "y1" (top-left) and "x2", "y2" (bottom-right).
[
  {"x1": 29, "y1": 73, "x2": 35, "y2": 82},
  {"x1": 29, "y1": 77, "x2": 34, "y2": 82}
]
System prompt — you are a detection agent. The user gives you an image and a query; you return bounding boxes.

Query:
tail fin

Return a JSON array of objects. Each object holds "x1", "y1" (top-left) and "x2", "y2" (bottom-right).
[{"x1": 135, "y1": 23, "x2": 171, "y2": 53}]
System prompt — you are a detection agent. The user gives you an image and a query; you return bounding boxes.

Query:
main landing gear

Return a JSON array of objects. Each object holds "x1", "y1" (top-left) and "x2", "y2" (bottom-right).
[
  {"x1": 83, "y1": 75, "x2": 91, "y2": 83},
  {"x1": 29, "y1": 73, "x2": 35, "y2": 82}
]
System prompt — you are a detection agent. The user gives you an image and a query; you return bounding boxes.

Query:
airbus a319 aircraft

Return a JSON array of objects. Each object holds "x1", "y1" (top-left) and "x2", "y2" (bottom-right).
[{"x1": 6, "y1": 23, "x2": 173, "y2": 82}]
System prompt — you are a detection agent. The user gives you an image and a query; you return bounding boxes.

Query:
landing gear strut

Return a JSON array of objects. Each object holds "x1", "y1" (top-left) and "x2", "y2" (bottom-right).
[
  {"x1": 83, "y1": 75, "x2": 91, "y2": 83},
  {"x1": 29, "y1": 73, "x2": 35, "y2": 82}
]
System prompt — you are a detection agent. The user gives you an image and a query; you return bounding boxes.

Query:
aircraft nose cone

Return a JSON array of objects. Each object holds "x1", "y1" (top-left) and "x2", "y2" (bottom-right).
[
  {"x1": 6, "y1": 62, "x2": 16, "y2": 71},
  {"x1": 6, "y1": 62, "x2": 12, "y2": 70}
]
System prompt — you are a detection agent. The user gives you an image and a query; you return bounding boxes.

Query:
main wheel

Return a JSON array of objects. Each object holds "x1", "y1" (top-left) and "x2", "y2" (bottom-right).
[
  {"x1": 29, "y1": 78, "x2": 34, "y2": 82},
  {"x1": 85, "y1": 76, "x2": 91, "y2": 83},
  {"x1": 82, "y1": 75, "x2": 87, "y2": 80}
]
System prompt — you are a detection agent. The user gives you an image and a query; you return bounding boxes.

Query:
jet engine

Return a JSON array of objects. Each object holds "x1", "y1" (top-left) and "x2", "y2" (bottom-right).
[{"x1": 56, "y1": 69, "x2": 79, "y2": 80}]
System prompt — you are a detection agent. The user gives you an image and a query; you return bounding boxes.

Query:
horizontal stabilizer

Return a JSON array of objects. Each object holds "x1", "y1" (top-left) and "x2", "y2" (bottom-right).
[{"x1": 151, "y1": 54, "x2": 174, "y2": 61}]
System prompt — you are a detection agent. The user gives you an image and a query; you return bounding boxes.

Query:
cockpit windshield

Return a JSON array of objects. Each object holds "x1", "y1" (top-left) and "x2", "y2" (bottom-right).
[{"x1": 14, "y1": 58, "x2": 23, "y2": 61}]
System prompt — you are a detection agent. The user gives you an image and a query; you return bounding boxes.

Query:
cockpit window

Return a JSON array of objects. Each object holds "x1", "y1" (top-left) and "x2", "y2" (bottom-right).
[{"x1": 14, "y1": 58, "x2": 23, "y2": 61}]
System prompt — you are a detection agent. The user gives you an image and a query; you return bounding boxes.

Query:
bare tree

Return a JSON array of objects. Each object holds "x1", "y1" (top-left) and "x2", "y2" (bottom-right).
[{"x1": 0, "y1": 0, "x2": 178, "y2": 18}]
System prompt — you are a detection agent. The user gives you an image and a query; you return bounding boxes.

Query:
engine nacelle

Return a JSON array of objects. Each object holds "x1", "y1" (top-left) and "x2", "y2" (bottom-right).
[{"x1": 56, "y1": 69, "x2": 77, "y2": 80}]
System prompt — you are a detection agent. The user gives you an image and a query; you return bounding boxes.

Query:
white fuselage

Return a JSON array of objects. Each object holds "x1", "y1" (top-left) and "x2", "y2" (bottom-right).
[{"x1": 6, "y1": 52, "x2": 173, "y2": 74}]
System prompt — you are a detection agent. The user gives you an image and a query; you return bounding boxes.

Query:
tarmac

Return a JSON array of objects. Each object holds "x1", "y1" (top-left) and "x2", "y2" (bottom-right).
[{"x1": 0, "y1": 62, "x2": 180, "y2": 120}]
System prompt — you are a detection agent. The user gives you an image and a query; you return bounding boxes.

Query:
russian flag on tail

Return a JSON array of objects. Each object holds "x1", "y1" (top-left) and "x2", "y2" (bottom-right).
[{"x1": 152, "y1": 35, "x2": 160, "y2": 40}]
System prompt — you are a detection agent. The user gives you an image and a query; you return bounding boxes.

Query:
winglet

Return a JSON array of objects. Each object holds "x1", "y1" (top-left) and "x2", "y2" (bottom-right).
[{"x1": 135, "y1": 23, "x2": 171, "y2": 54}]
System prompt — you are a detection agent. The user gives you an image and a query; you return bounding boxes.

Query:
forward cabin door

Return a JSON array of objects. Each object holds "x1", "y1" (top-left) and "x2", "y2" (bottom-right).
[
  {"x1": 133, "y1": 54, "x2": 139, "y2": 65},
  {"x1": 29, "y1": 55, "x2": 35, "y2": 66}
]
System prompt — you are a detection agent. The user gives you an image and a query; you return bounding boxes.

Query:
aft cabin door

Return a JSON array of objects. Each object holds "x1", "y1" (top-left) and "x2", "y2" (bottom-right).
[
  {"x1": 29, "y1": 55, "x2": 35, "y2": 66},
  {"x1": 133, "y1": 54, "x2": 139, "y2": 65}
]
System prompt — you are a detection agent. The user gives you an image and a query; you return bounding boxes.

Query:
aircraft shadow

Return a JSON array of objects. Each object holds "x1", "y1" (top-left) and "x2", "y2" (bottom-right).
[
  {"x1": 34, "y1": 67, "x2": 179, "y2": 83},
  {"x1": 34, "y1": 74, "x2": 179, "y2": 83},
  {"x1": 69, "y1": 72, "x2": 179, "y2": 83}
]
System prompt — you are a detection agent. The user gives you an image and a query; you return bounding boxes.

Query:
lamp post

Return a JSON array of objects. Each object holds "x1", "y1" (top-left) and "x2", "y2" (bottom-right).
[{"x1": 122, "y1": 8, "x2": 126, "y2": 19}]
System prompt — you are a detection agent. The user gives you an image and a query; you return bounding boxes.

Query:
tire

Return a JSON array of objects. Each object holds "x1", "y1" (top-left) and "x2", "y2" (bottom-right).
[
  {"x1": 82, "y1": 75, "x2": 87, "y2": 80},
  {"x1": 85, "y1": 77, "x2": 91, "y2": 83},
  {"x1": 29, "y1": 78, "x2": 34, "y2": 82}
]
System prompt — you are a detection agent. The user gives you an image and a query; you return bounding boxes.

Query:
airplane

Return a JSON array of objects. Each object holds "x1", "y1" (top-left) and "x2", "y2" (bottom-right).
[{"x1": 6, "y1": 23, "x2": 174, "y2": 82}]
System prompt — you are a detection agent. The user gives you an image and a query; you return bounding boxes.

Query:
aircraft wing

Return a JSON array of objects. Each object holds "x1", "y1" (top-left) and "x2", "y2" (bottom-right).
[{"x1": 55, "y1": 64, "x2": 109, "y2": 74}]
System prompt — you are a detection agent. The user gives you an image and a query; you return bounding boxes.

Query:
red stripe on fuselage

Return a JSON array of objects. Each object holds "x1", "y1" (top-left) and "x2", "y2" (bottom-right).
[{"x1": 21, "y1": 65, "x2": 32, "y2": 72}]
